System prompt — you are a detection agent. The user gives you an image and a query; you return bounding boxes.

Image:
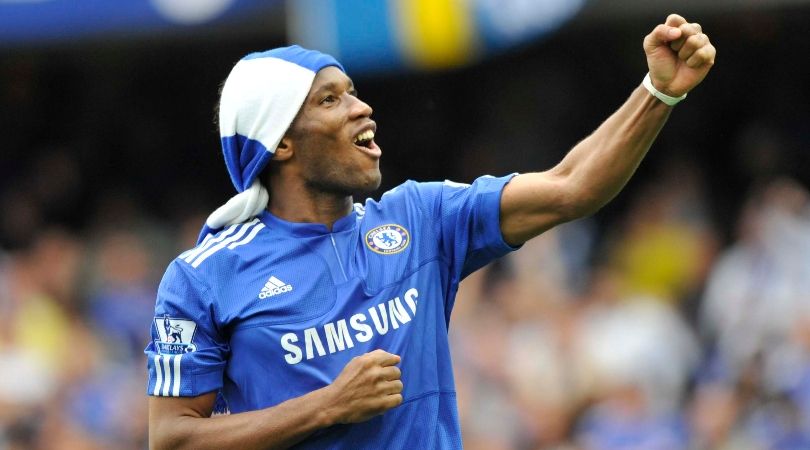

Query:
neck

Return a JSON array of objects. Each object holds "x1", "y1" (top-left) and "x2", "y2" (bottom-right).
[{"x1": 268, "y1": 177, "x2": 353, "y2": 231}]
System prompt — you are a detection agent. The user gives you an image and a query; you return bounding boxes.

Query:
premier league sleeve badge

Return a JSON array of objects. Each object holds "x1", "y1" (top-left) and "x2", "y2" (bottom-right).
[{"x1": 154, "y1": 314, "x2": 198, "y2": 354}]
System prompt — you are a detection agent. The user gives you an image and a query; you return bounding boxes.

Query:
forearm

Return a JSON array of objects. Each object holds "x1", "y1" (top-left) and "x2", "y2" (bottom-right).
[
  {"x1": 150, "y1": 349, "x2": 403, "y2": 450},
  {"x1": 150, "y1": 387, "x2": 337, "y2": 450},
  {"x1": 551, "y1": 83, "x2": 672, "y2": 216},
  {"x1": 501, "y1": 15, "x2": 714, "y2": 245},
  {"x1": 500, "y1": 84, "x2": 673, "y2": 244}
]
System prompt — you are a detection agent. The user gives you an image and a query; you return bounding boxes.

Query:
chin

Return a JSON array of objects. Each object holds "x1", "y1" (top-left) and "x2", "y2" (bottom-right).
[
  {"x1": 353, "y1": 174, "x2": 382, "y2": 194},
  {"x1": 309, "y1": 171, "x2": 381, "y2": 196}
]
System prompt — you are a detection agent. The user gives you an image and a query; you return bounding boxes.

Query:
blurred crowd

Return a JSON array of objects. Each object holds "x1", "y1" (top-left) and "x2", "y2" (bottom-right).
[
  {"x1": 452, "y1": 169, "x2": 810, "y2": 450},
  {"x1": 0, "y1": 173, "x2": 198, "y2": 449}
]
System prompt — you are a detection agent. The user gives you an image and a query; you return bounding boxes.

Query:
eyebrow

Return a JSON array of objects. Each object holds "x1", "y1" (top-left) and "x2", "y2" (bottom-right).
[{"x1": 311, "y1": 80, "x2": 356, "y2": 98}]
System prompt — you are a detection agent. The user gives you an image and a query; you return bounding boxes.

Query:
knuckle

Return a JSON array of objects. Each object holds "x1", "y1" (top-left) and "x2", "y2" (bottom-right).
[
  {"x1": 361, "y1": 357, "x2": 375, "y2": 369},
  {"x1": 696, "y1": 48, "x2": 712, "y2": 61},
  {"x1": 680, "y1": 23, "x2": 699, "y2": 36}
]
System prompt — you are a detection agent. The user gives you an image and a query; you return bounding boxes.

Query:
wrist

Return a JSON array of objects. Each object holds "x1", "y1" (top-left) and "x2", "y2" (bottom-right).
[
  {"x1": 642, "y1": 73, "x2": 686, "y2": 106},
  {"x1": 314, "y1": 384, "x2": 343, "y2": 427}
]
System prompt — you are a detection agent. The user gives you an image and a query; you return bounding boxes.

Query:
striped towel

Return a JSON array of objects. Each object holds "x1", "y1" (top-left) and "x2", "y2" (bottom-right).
[{"x1": 198, "y1": 46, "x2": 344, "y2": 243}]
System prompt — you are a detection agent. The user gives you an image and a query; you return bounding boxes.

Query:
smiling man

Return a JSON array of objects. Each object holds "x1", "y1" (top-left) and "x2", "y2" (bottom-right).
[{"x1": 146, "y1": 13, "x2": 715, "y2": 450}]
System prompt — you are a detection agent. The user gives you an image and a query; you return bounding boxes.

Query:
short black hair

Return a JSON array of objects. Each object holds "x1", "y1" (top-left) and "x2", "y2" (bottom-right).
[{"x1": 212, "y1": 78, "x2": 226, "y2": 132}]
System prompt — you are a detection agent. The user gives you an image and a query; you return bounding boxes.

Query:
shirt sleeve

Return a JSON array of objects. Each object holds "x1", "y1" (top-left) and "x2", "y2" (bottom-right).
[
  {"x1": 145, "y1": 260, "x2": 229, "y2": 397},
  {"x1": 414, "y1": 174, "x2": 521, "y2": 284}
]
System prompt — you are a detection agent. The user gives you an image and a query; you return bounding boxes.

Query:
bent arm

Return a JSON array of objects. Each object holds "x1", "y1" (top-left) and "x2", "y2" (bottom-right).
[
  {"x1": 500, "y1": 14, "x2": 715, "y2": 246},
  {"x1": 500, "y1": 84, "x2": 671, "y2": 245},
  {"x1": 149, "y1": 388, "x2": 336, "y2": 450},
  {"x1": 149, "y1": 349, "x2": 403, "y2": 450}
]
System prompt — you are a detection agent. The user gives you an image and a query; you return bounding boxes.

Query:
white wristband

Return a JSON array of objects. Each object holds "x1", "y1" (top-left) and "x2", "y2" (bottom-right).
[{"x1": 642, "y1": 73, "x2": 686, "y2": 106}]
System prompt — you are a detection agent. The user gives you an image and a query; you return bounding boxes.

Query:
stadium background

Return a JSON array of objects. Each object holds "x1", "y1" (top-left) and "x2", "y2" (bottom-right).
[{"x1": 1, "y1": 0, "x2": 809, "y2": 448}]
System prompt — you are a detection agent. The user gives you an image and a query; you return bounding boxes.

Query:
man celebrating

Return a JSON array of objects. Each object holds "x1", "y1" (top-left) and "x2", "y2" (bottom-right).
[{"x1": 146, "y1": 14, "x2": 715, "y2": 449}]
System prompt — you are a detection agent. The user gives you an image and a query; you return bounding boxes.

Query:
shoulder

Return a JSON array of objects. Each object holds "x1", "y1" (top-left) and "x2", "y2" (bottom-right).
[
  {"x1": 377, "y1": 176, "x2": 509, "y2": 201},
  {"x1": 366, "y1": 176, "x2": 510, "y2": 209},
  {"x1": 362, "y1": 180, "x2": 445, "y2": 210},
  {"x1": 175, "y1": 218, "x2": 268, "y2": 272}
]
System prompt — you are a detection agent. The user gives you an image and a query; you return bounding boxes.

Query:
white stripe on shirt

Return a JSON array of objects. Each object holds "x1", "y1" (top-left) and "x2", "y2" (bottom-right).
[
  {"x1": 153, "y1": 355, "x2": 163, "y2": 396},
  {"x1": 228, "y1": 222, "x2": 265, "y2": 250},
  {"x1": 161, "y1": 356, "x2": 172, "y2": 396},
  {"x1": 172, "y1": 354, "x2": 183, "y2": 397},
  {"x1": 182, "y1": 223, "x2": 240, "y2": 263},
  {"x1": 191, "y1": 219, "x2": 259, "y2": 268}
]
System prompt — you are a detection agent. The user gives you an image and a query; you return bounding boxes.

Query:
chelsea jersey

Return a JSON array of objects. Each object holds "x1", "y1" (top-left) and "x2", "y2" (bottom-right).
[{"x1": 145, "y1": 174, "x2": 518, "y2": 449}]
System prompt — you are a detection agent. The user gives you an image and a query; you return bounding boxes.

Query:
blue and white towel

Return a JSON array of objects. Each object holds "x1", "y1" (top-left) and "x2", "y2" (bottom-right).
[{"x1": 199, "y1": 46, "x2": 345, "y2": 243}]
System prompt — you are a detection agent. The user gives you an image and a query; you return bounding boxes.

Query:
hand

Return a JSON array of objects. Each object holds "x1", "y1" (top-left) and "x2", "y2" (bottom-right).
[
  {"x1": 643, "y1": 14, "x2": 716, "y2": 97},
  {"x1": 323, "y1": 349, "x2": 403, "y2": 424}
]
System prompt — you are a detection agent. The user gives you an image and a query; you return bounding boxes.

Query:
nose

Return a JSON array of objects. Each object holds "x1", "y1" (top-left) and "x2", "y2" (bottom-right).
[{"x1": 348, "y1": 94, "x2": 373, "y2": 119}]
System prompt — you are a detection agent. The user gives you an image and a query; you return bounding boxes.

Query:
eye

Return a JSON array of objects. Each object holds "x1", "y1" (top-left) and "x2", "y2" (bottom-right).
[{"x1": 319, "y1": 95, "x2": 336, "y2": 105}]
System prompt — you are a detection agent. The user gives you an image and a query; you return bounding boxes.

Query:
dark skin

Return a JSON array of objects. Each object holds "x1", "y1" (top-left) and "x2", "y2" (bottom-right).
[
  {"x1": 149, "y1": 350, "x2": 403, "y2": 450},
  {"x1": 267, "y1": 70, "x2": 381, "y2": 227},
  {"x1": 150, "y1": 14, "x2": 715, "y2": 450}
]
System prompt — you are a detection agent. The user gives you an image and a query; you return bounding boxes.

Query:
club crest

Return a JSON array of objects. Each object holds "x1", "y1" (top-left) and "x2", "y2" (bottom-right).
[
  {"x1": 154, "y1": 314, "x2": 198, "y2": 354},
  {"x1": 365, "y1": 224, "x2": 410, "y2": 255}
]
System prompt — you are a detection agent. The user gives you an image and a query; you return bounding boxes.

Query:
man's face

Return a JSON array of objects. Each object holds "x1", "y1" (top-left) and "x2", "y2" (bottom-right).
[{"x1": 285, "y1": 66, "x2": 381, "y2": 195}]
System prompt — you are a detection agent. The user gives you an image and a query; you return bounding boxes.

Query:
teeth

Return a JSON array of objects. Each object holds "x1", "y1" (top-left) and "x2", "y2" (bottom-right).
[{"x1": 353, "y1": 129, "x2": 375, "y2": 144}]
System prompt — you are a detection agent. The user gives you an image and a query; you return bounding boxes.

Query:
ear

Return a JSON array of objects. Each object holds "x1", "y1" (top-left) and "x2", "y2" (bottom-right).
[{"x1": 273, "y1": 137, "x2": 294, "y2": 161}]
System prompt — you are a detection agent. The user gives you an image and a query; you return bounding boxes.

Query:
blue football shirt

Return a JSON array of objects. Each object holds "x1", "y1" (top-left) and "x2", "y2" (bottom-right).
[{"x1": 145, "y1": 174, "x2": 518, "y2": 449}]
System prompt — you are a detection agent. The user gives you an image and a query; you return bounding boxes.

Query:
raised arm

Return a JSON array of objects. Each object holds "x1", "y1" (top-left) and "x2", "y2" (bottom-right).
[
  {"x1": 500, "y1": 14, "x2": 716, "y2": 245},
  {"x1": 149, "y1": 350, "x2": 403, "y2": 450}
]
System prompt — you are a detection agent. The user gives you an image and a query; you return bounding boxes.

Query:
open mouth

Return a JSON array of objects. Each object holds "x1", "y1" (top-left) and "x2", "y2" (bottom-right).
[{"x1": 353, "y1": 129, "x2": 375, "y2": 148}]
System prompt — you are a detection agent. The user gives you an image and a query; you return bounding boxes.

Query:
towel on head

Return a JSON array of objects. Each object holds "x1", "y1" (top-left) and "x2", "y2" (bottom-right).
[{"x1": 199, "y1": 46, "x2": 345, "y2": 243}]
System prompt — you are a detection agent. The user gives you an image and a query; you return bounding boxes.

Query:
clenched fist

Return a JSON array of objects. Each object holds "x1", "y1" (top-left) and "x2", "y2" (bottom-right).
[
  {"x1": 644, "y1": 13, "x2": 717, "y2": 98},
  {"x1": 323, "y1": 349, "x2": 404, "y2": 424}
]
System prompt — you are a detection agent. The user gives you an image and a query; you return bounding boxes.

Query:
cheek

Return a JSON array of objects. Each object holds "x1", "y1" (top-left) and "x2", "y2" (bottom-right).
[{"x1": 299, "y1": 144, "x2": 342, "y2": 178}]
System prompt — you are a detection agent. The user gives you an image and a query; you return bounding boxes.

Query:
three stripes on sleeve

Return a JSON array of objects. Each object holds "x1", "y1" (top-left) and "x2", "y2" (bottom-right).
[
  {"x1": 152, "y1": 219, "x2": 266, "y2": 397},
  {"x1": 179, "y1": 218, "x2": 265, "y2": 269},
  {"x1": 152, "y1": 354, "x2": 183, "y2": 397}
]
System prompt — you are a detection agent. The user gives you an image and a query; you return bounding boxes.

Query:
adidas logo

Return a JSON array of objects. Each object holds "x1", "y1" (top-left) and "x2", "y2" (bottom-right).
[{"x1": 259, "y1": 276, "x2": 293, "y2": 299}]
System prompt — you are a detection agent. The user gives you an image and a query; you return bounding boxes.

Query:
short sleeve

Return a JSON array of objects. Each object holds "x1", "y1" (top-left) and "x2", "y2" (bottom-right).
[
  {"x1": 145, "y1": 260, "x2": 229, "y2": 397},
  {"x1": 415, "y1": 174, "x2": 520, "y2": 284}
]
